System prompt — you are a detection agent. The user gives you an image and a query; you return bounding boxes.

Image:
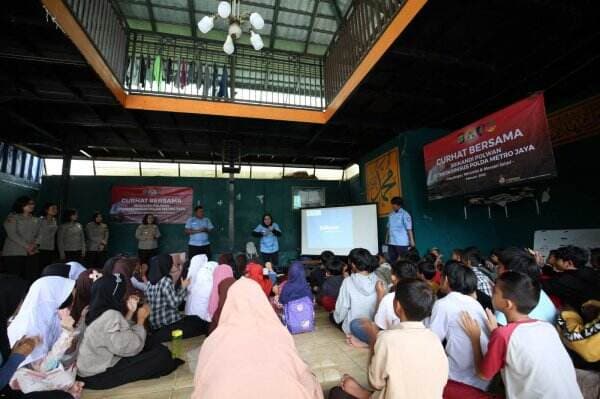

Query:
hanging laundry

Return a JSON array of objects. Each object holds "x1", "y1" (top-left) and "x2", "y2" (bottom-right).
[
  {"x1": 188, "y1": 61, "x2": 196, "y2": 91},
  {"x1": 145, "y1": 56, "x2": 153, "y2": 89},
  {"x1": 166, "y1": 58, "x2": 173, "y2": 84},
  {"x1": 152, "y1": 55, "x2": 163, "y2": 89},
  {"x1": 131, "y1": 56, "x2": 140, "y2": 88},
  {"x1": 139, "y1": 56, "x2": 146, "y2": 88},
  {"x1": 203, "y1": 63, "x2": 211, "y2": 97},
  {"x1": 217, "y1": 65, "x2": 229, "y2": 98},
  {"x1": 211, "y1": 63, "x2": 218, "y2": 97},
  {"x1": 125, "y1": 56, "x2": 132, "y2": 87},
  {"x1": 180, "y1": 61, "x2": 188, "y2": 89}
]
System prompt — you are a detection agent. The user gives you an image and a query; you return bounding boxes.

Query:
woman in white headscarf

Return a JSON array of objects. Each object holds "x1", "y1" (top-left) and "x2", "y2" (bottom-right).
[
  {"x1": 40, "y1": 262, "x2": 86, "y2": 281},
  {"x1": 8, "y1": 276, "x2": 75, "y2": 367},
  {"x1": 185, "y1": 255, "x2": 218, "y2": 322}
]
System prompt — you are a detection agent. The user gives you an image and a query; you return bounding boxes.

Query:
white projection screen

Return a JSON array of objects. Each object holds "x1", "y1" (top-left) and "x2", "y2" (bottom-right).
[{"x1": 300, "y1": 204, "x2": 379, "y2": 256}]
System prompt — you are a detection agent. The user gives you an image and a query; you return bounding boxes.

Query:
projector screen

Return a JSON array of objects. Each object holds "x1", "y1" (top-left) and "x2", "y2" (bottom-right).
[{"x1": 300, "y1": 204, "x2": 378, "y2": 256}]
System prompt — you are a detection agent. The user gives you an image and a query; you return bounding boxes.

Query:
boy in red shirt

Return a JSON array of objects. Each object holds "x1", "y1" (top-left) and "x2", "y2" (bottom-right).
[{"x1": 460, "y1": 271, "x2": 582, "y2": 399}]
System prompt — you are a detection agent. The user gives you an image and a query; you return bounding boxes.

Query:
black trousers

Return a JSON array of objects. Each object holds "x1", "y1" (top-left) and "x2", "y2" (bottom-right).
[
  {"x1": 387, "y1": 245, "x2": 409, "y2": 263},
  {"x1": 63, "y1": 251, "x2": 84, "y2": 264},
  {"x1": 261, "y1": 251, "x2": 279, "y2": 267},
  {"x1": 1, "y1": 255, "x2": 39, "y2": 282},
  {"x1": 85, "y1": 251, "x2": 107, "y2": 269},
  {"x1": 147, "y1": 315, "x2": 208, "y2": 347},
  {"x1": 328, "y1": 387, "x2": 360, "y2": 399},
  {"x1": 78, "y1": 345, "x2": 182, "y2": 390},
  {"x1": 38, "y1": 250, "x2": 57, "y2": 272},
  {"x1": 138, "y1": 249, "x2": 158, "y2": 265},
  {"x1": 0, "y1": 387, "x2": 73, "y2": 399},
  {"x1": 188, "y1": 244, "x2": 211, "y2": 261}
]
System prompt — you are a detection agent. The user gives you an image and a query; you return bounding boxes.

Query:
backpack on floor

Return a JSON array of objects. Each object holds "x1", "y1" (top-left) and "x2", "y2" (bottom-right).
[{"x1": 283, "y1": 296, "x2": 315, "y2": 335}]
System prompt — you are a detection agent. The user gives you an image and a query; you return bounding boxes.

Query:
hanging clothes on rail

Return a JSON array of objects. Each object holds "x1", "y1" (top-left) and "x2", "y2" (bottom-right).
[
  {"x1": 211, "y1": 63, "x2": 218, "y2": 97},
  {"x1": 145, "y1": 56, "x2": 153, "y2": 89},
  {"x1": 152, "y1": 55, "x2": 163, "y2": 91},
  {"x1": 217, "y1": 65, "x2": 229, "y2": 98},
  {"x1": 139, "y1": 56, "x2": 146, "y2": 88},
  {"x1": 180, "y1": 61, "x2": 188, "y2": 89},
  {"x1": 131, "y1": 55, "x2": 140, "y2": 89},
  {"x1": 125, "y1": 56, "x2": 132, "y2": 87},
  {"x1": 203, "y1": 63, "x2": 211, "y2": 97},
  {"x1": 188, "y1": 61, "x2": 196, "y2": 92}
]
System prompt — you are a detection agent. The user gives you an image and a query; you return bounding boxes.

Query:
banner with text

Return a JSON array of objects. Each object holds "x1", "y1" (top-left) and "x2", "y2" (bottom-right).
[
  {"x1": 110, "y1": 186, "x2": 193, "y2": 224},
  {"x1": 424, "y1": 93, "x2": 557, "y2": 200}
]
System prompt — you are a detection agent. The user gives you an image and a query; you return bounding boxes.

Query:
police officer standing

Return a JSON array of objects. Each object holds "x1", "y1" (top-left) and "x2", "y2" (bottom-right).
[
  {"x1": 37, "y1": 202, "x2": 59, "y2": 270},
  {"x1": 85, "y1": 211, "x2": 109, "y2": 268},
  {"x1": 386, "y1": 196, "x2": 415, "y2": 263},
  {"x1": 1, "y1": 196, "x2": 40, "y2": 281},
  {"x1": 57, "y1": 209, "x2": 86, "y2": 263}
]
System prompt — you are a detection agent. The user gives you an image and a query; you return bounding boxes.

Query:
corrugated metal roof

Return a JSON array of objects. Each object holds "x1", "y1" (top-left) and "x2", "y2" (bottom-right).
[{"x1": 115, "y1": 0, "x2": 340, "y2": 55}]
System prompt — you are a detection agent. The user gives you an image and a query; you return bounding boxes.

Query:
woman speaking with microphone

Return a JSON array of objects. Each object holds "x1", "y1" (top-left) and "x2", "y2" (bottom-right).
[{"x1": 251, "y1": 213, "x2": 282, "y2": 267}]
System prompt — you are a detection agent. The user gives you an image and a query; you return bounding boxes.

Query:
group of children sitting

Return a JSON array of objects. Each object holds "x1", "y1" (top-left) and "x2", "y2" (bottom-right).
[{"x1": 1, "y1": 244, "x2": 599, "y2": 399}]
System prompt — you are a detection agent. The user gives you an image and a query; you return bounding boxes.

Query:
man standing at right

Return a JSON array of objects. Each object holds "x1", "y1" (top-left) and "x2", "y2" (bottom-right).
[{"x1": 386, "y1": 196, "x2": 415, "y2": 263}]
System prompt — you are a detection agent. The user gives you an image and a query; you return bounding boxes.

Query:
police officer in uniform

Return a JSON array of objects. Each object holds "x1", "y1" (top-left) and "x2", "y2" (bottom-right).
[
  {"x1": 57, "y1": 208, "x2": 86, "y2": 263},
  {"x1": 136, "y1": 213, "x2": 161, "y2": 264},
  {"x1": 85, "y1": 211, "x2": 109, "y2": 268},
  {"x1": 185, "y1": 205, "x2": 214, "y2": 260},
  {"x1": 37, "y1": 202, "x2": 59, "y2": 270},
  {"x1": 1, "y1": 196, "x2": 40, "y2": 281}
]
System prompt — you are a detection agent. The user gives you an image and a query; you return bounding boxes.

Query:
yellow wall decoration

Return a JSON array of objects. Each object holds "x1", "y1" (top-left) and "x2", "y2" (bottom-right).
[{"x1": 365, "y1": 148, "x2": 402, "y2": 216}]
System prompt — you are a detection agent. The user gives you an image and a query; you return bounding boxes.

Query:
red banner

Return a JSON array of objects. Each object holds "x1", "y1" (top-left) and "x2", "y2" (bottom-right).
[
  {"x1": 424, "y1": 93, "x2": 557, "y2": 200},
  {"x1": 109, "y1": 186, "x2": 193, "y2": 224}
]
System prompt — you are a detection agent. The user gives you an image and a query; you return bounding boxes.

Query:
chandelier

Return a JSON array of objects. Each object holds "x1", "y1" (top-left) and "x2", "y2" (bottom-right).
[{"x1": 197, "y1": 0, "x2": 265, "y2": 55}]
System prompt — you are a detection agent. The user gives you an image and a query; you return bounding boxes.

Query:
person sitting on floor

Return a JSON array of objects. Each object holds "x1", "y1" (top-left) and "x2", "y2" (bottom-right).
[
  {"x1": 318, "y1": 258, "x2": 345, "y2": 312},
  {"x1": 245, "y1": 262, "x2": 274, "y2": 296},
  {"x1": 329, "y1": 279, "x2": 449, "y2": 399},
  {"x1": 70, "y1": 269, "x2": 102, "y2": 325},
  {"x1": 1, "y1": 275, "x2": 74, "y2": 399},
  {"x1": 461, "y1": 271, "x2": 583, "y2": 399},
  {"x1": 556, "y1": 299, "x2": 600, "y2": 371},
  {"x1": 417, "y1": 258, "x2": 439, "y2": 294},
  {"x1": 192, "y1": 278, "x2": 323, "y2": 399},
  {"x1": 309, "y1": 250, "x2": 335, "y2": 293},
  {"x1": 145, "y1": 254, "x2": 207, "y2": 346},
  {"x1": 374, "y1": 253, "x2": 392, "y2": 288},
  {"x1": 206, "y1": 264, "x2": 235, "y2": 334},
  {"x1": 7, "y1": 275, "x2": 83, "y2": 397},
  {"x1": 279, "y1": 262, "x2": 312, "y2": 306},
  {"x1": 348, "y1": 260, "x2": 418, "y2": 347},
  {"x1": 333, "y1": 248, "x2": 379, "y2": 340},
  {"x1": 77, "y1": 274, "x2": 181, "y2": 390},
  {"x1": 426, "y1": 261, "x2": 492, "y2": 398},
  {"x1": 184, "y1": 254, "x2": 217, "y2": 322},
  {"x1": 494, "y1": 247, "x2": 557, "y2": 326},
  {"x1": 542, "y1": 245, "x2": 600, "y2": 310},
  {"x1": 41, "y1": 262, "x2": 87, "y2": 281}
]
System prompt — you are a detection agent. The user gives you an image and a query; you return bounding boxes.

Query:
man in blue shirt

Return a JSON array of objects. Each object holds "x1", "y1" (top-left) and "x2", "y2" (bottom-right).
[
  {"x1": 386, "y1": 196, "x2": 415, "y2": 263},
  {"x1": 185, "y1": 206, "x2": 214, "y2": 260}
]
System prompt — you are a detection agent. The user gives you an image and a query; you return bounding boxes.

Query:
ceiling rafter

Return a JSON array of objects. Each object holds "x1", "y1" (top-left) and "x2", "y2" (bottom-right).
[
  {"x1": 187, "y1": 0, "x2": 196, "y2": 38},
  {"x1": 144, "y1": 0, "x2": 156, "y2": 32},
  {"x1": 304, "y1": 0, "x2": 321, "y2": 54},
  {"x1": 269, "y1": 0, "x2": 281, "y2": 49}
]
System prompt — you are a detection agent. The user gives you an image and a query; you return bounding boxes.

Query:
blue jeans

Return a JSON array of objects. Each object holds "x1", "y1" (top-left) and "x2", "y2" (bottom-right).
[{"x1": 349, "y1": 318, "x2": 371, "y2": 344}]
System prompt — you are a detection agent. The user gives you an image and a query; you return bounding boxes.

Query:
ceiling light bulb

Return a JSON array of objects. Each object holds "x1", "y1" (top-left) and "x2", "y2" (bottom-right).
[
  {"x1": 249, "y1": 12, "x2": 264, "y2": 30},
  {"x1": 223, "y1": 35, "x2": 235, "y2": 55},
  {"x1": 198, "y1": 15, "x2": 214, "y2": 34},
  {"x1": 228, "y1": 21, "x2": 242, "y2": 39},
  {"x1": 217, "y1": 1, "x2": 231, "y2": 19},
  {"x1": 250, "y1": 31, "x2": 264, "y2": 51}
]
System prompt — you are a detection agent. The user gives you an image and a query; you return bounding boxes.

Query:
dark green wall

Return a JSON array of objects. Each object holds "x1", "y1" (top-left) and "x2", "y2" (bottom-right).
[
  {"x1": 37, "y1": 176, "x2": 350, "y2": 263},
  {"x1": 359, "y1": 129, "x2": 600, "y2": 258},
  {"x1": 0, "y1": 175, "x2": 39, "y2": 248}
]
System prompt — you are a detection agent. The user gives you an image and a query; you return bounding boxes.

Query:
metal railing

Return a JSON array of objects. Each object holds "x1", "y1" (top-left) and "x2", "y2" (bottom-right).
[
  {"x1": 124, "y1": 32, "x2": 325, "y2": 109},
  {"x1": 63, "y1": 0, "x2": 128, "y2": 84},
  {"x1": 324, "y1": 0, "x2": 405, "y2": 103}
]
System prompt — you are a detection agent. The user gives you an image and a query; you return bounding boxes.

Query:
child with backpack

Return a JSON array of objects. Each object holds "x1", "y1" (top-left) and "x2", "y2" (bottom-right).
[{"x1": 279, "y1": 261, "x2": 314, "y2": 334}]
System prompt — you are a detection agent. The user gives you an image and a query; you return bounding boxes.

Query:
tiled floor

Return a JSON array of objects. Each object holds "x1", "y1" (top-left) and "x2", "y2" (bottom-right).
[{"x1": 81, "y1": 310, "x2": 368, "y2": 399}]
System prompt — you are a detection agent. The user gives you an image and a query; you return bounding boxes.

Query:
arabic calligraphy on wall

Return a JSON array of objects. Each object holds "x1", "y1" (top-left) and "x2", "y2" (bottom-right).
[{"x1": 365, "y1": 148, "x2": 402, "y2": 216}]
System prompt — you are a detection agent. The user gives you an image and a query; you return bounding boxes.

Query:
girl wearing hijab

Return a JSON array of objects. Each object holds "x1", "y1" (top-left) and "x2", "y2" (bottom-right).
[
  {"x1": 245, "y1": 262, "x2": 274, "y2": 296},
  {"x1": 70, "y1": 269, "x2": 101, "y2": 325},
  {"x1": 1, "y1": 275, "x2": 73, "y2": 399},
  {"x1": 8, "y1": 276, "x2": 75, "y2": 368},
  {"x1": 192, "y1": 278, "x2": 323, "y2": 399},
  {"x1": 251, "y1": 213, "x2": 282, "y2": 267},
  {"x1": 185, "y1": 255, "x2": 217, "y2": 322},
  {"x1": 279, "y1": 262, "x2": 312, "y2": 305},
  {"x1": 40, "y1": 262, "x2": 86, "y2": 281},
  {"x1": 206, "y1": 264, "x2": 234, "y2": 334},
  {"x1": 103, "y1": 256, "x2": 144, "y2": 306},
  {"x1": 145, "y1": 255, "x2": 207, "y2": 346},
  {"x1": 77, "y1": 274, "x2": 181, "y2": 389}
]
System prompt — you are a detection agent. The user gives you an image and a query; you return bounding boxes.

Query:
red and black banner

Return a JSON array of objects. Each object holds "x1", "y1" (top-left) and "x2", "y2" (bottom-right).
[
  {"x1": 424, "y1": 93, "x2": 557, "y2": 200},
  {"x1": 110, "y1": 186, "x2": 193, "y2": 223}
]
